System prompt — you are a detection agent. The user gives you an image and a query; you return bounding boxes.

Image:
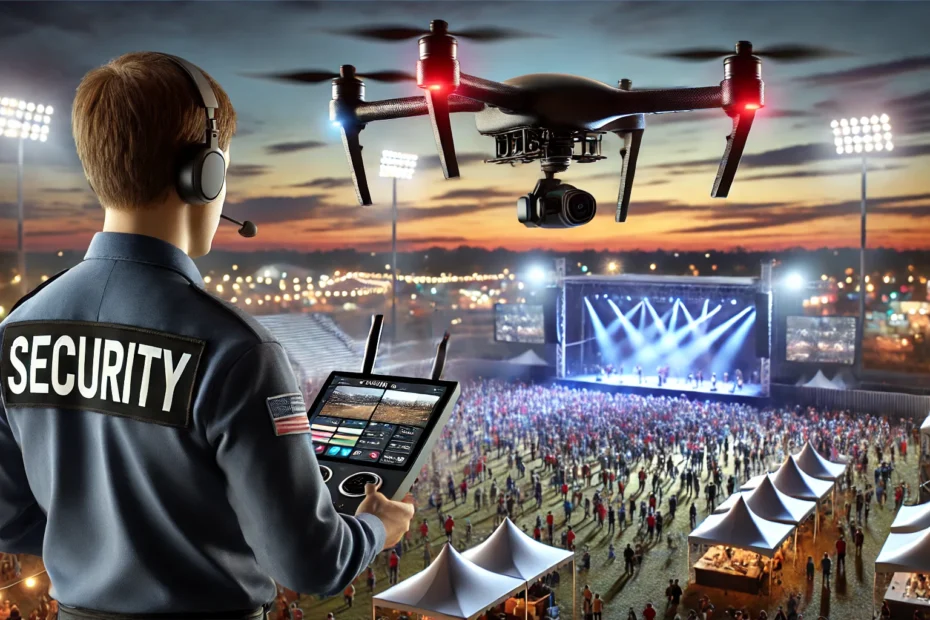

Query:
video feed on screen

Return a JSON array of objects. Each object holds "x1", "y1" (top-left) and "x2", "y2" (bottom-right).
[
  {"x1": 495, "y1": 304, "x2": 546, "y2": 344},
  {"x1": 786, "y1": 316, "x2": 856, "y2": 365},
  {"x1": 371, "y1": 390, "x2": 440, "y2": 428},
  {"x1": 317, "y1": 385, "x2": 384, "y2": 420}
]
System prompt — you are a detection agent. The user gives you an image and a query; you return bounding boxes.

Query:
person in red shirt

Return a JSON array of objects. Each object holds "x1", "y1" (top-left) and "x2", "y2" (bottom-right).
[
  {"x1": 643, "y1": 602, "x2": 657, "y2": 620},
  {"x1": 561, "y1": 483, "x2": 569, "y2": 500},
  {"x1": 546, "y1": 511, "x2": 555, "y2": 543},
  {"x1": 388, "y1": 550, "x2": 400, "y2": 585},
  {"x1": 566, "y1": 526, "x2": 576, "y2": 550},
  {"x1": 419, "y1": 519, "x2": 429, "y2": 541},
  {"x1": 836, "y1": 536, "x2": 847, "y2": 573},
  {"x1": 444, "y1": 515, "x2": 455, "y2": 543},
  {"x1": 533, "y1": 525, "x2": 542, "y2": 541}
]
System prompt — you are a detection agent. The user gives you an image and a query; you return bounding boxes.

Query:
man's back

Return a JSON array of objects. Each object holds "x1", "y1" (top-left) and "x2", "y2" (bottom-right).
[{"x1": 0, "y1": 233, "x2": 384, "y2": 613}]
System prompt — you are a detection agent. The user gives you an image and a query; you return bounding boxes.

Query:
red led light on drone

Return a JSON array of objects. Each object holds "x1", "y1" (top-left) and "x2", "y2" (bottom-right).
[
  {"x1": 428, "y1": 84, "x2": 443, "y2": 91},
  {"x1": 744, "y1": 104, "x2": 760, "y2": 110}
]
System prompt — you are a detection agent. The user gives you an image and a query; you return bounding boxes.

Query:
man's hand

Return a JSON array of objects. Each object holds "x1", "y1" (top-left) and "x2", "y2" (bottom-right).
[{"x1": 356, "y1": 483, "x2": 415, "y2": 550}]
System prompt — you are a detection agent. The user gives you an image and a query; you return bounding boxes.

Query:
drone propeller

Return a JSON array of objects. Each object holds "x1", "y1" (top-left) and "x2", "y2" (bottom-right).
[
  {"x1": 327, "y1": 24, "x2": 544, "y2": 42},
  {"x1": 242, "y1": 69, "x2": 416, "y2": 84},
  {"x1": 645, "y1": 44, "x2": 851, "y2": 62}
]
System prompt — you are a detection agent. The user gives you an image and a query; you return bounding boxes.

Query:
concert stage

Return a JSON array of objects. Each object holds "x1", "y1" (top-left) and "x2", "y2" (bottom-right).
[{"x1": 559, "y1": 372, "x2": 766, "y2": 403}]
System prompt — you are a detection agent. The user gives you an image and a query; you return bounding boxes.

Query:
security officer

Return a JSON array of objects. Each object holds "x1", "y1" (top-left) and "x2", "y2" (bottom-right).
[{"x1": 0, "y1": 52, "x2": 414, "y2": 618}]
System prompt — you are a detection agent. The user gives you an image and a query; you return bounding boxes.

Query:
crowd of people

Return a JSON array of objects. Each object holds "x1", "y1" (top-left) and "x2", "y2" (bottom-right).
[{"x1": 393, "y1": 379, "x2": 914, "y2": 620}]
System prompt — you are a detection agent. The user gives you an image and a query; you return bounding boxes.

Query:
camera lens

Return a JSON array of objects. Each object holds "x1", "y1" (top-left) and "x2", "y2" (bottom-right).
[{"x1": 563, "y1": 190, "x2": 596, "y2": 226}]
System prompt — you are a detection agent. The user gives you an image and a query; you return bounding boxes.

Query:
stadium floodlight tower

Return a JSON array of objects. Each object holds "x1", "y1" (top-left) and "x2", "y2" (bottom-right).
[
  {"x1": 0, "y1": 96, "x2": 53, "y2": 296},
  {"x1": 830, "y1": 114, "x2": 892, "y2": 378},
  {"x1": 379, "y1": 150, "x2": 418, "y2": 343}
]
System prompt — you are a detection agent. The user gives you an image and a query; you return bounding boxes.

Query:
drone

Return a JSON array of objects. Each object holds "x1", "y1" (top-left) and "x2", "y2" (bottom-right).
[{"x1": 255, "y1": 20, "x2": 781, "y2": 229}]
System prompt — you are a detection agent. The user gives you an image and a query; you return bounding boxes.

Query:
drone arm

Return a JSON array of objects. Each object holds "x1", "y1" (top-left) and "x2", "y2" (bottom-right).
[
  {"x1": 614, "y1": 129, "x2": 644, "y2": 223},
  {"x1": 354, "y1": 95, "x2": 484, "y2": 124},
  {"x1": 456, "y1": 73, "x2": 526, "y2": 110},
  {"x1": 623, "y1": 86, "x2": 723, "y2": 114},
  {"x1": 711, "y1": 109, "x2": 756, "y2": 198},
  {"x1": 337, "y1": 123, "x2": 371, "y2": 206}
]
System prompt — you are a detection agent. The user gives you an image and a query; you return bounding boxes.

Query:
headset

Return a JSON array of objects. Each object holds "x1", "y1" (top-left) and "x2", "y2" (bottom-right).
[{"x1": 163, "y1": 54, "x2": 256, "y2": 238}]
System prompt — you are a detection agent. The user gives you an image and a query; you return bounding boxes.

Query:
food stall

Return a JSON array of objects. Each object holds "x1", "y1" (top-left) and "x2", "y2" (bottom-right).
[
  {"x1": 769, "y1": 456, "x2": 833, "y2": 540},
  {"x1": 462, "y1": 518, "x2": 575, "y2": 620},
  {"x1": 714, "y1": 474, "x2": 816, "y2": 558},
  {"x1": 689, "y1": 496, "x2": 795, "y2": 596},
  {"x1": 793, "y1": 442, "x2": 846, "y2": 514},
  {"x1": 874, "y1": 527, "x2": 930, "y2": 619},
  {"x1": 373, "y1": 544, "x2": 527, "y2": 620}
]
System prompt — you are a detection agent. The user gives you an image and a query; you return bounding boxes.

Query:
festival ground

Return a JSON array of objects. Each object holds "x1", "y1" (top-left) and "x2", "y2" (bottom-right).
[{"x1": 305, "y1": 435, "x2": 914, "y2": 620}]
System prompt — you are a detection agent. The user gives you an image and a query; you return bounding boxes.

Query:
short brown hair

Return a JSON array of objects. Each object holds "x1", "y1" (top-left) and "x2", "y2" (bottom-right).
[{"x1": 72, "y1": 51, "x2": 237, "y2": 210}]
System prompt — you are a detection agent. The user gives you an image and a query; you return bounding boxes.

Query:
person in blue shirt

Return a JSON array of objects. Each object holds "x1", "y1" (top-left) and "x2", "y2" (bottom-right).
[{"x1": 0, "y1": 52, "x2": 414, "y2": 619}]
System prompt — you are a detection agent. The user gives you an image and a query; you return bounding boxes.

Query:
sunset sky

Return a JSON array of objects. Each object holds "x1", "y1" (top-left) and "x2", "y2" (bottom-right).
[{"x1": 1, "y1": 0, "x2": 929, "y2": 254}]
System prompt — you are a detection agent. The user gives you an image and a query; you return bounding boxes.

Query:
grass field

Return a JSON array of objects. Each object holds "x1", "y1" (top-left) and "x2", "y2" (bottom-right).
[{"x1": 301, "y1": 442, "x2": 914, "y2": 620}]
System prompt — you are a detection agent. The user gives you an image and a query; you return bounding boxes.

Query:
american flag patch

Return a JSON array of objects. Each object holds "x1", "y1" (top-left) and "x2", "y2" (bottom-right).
[{"x1": 266, "y1": 393, "x2": 310, "y2": 436}]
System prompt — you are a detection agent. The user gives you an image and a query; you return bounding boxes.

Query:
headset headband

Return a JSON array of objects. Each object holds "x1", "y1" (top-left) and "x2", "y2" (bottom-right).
[{"x1": 162, "y1": 54, "x2": 219, "y2": 116}]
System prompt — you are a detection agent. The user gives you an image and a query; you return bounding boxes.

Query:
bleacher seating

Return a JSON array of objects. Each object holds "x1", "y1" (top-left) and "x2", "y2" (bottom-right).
[{"x1": 255, "y1": 313, "x2": 361, "y2": 382}]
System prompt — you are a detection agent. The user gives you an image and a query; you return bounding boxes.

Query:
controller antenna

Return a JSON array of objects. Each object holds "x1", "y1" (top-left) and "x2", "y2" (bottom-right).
[
  {"x1": 430, "y1": 331, "x2": 450, "y2": 380},
  {"x1": 361, "y1": 314, "x2": 384, "y2": 375}
]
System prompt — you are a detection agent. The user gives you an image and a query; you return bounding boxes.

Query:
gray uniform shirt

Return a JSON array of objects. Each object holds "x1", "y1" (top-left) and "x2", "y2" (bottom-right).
[{"x1": 0, "y1": 232, "x2": 386, "y2": 613}]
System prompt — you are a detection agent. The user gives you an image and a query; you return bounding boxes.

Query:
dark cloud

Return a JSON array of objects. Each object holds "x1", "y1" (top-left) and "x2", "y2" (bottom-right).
[
  {"x1": 430, "y1": 187, "x2": 513, "y2": 201},
  {"x1": 286, "y1": 177, "x2": 352, "y2": 189},
  {"x1": 656, "y1": 142, "x2": 930, "y2": 171},
  {"x1": 264, "y1": 140, "x2": 327, "y2": 155},
  {"x1": 416, "y1": 152, "x2": 489, "y2": 171},
  {"x1": 797, "y1": 55, "x2": 930, "y2": 86},
  {"x1": 672, "y1": 192, "x2": 930, "y2": 235},
  {"x1": 740, "y1": 164, "x2": 906, "y2": 182},
  {"x1": 224, "y1": 194, "x2": 329, "y2": 225},
  {"x1": 227, "y1": 164, "x2": 271, "y2": 177}
]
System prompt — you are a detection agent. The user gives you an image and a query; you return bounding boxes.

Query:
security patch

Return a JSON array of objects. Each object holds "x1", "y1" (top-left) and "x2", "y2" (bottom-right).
[
  {"x1": 1, "y1": 320, "x2": 204, "y2": 428},
  {"x1": 267, "y1": 392, "x2": 310, "y2": 436}
]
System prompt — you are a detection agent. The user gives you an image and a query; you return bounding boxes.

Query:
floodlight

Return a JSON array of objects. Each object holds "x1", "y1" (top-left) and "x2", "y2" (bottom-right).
[
  {"x1": 833, "y1": 115, "x2": 891, "y2": 155},
  {"x1": 379, "y1": 150, "x2": 418, "y2": 180},
  {"x1": 0, "y1": 97, "x2": 53, "y2": 143},
  {"x1": 784, "y1": 272, "x2": 805, "y2": 290},
  {"x1": 528, "y1": 266, "x2": 547, "y2": 283}
]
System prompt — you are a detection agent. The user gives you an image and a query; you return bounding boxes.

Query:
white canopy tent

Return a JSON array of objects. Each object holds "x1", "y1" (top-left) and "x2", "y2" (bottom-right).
[
  {"x1": 891, "y1": 503, "x2": 930, "y2": 534},
  {"x1": 373, "y1": 544, "x2": 527, "y2": 620},
  {"x1": 740, "y1": 473, "x2": 768, "y2": 491},
  {"x1": 462, "y1": 518, "x2": 575, "y2": 582},
  {"x1": 794, "y1": 442, "x2": 846, "y2": 481},
  {"x1": 689, "y1": 496, "x2": 795, "y2": 557},
  {"x1": 715, "y1": 476, "x2": 816, "y2": 524},
  {"x1": 803, "y1": 370, "x2": 839, "y2": 389},
  {"x1": 715, "y1": 475, "x2": 816, "y2": 559},
  {"x1": 771, "y1": 456, "x2": 834, "y2": 538},
  {"x1": 507, "y1": 350, "x2": 549, "y2": 366}
]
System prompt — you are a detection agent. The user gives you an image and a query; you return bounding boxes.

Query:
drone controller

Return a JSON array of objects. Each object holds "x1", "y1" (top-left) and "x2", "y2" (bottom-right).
[{"x1": 310, "y1": 316, "x2": 458, "y2": 514}]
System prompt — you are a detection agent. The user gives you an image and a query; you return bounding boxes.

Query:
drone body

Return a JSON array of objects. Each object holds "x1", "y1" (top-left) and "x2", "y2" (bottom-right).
[{"x1": 323, "y1": 21, "x2": 766, "y2": 228}]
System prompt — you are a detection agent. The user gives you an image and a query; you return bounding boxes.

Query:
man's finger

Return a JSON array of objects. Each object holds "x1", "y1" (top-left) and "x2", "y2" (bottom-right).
[
  {"x1": 365, "y1": 482, "x2": 382, "y2": 495},
  {"x1": 401, "y1": 493, "x2": 416, "y2": 505}
]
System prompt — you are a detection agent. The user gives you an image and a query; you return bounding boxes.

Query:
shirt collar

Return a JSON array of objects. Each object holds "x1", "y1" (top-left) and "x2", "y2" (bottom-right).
[{"x1": 84, "y1": 232, "x2": 205, "y2": 287}]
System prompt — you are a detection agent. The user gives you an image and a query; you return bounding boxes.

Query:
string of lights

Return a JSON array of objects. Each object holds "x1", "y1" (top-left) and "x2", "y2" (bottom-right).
[{"x1": 0, "y1": 569, "x2": 47, "y2": 591}]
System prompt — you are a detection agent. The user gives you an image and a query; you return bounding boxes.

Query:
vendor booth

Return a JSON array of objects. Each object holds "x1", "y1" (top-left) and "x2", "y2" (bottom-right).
[
  {"x1": 770, "y1": 456, "x2": 833, "y2": 539},
  {"x1": 740, "y1": 474, "x2": 768, "y2": 492},
  {"x1": 714, "y1": 475, "x2": 816, "y2": 556},
  {"x1": 874, "y1": 527, "x2": 930, "y2": 619},
  {"x1": 688, "y1": 496, "x2": 795, "y2": 596},
  {"x1": 373, "y1": 544, "x2": 527, "y2": 620},
  {"x1": 463, "y1": 519, "x2": 575, "y2": 620}
]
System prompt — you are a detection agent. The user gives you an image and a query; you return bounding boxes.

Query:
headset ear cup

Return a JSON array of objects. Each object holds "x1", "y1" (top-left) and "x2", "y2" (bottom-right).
[{"x1": 176, "y1": 149, "x2": 204, "y2": 205}]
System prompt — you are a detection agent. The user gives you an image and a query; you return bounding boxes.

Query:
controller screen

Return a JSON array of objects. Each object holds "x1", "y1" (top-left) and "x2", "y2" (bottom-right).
[{"x1": 309, "y1": 375, "x2": 448, "y2": 468}]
